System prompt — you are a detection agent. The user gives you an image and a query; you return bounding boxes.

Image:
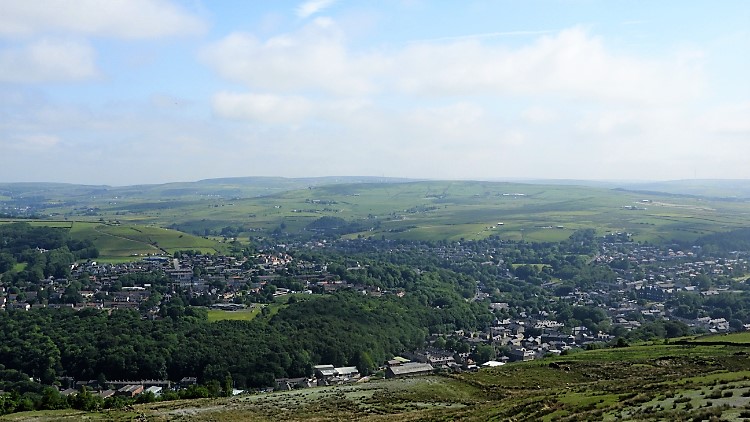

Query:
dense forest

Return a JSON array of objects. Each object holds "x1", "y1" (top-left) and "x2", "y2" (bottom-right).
[
  {"x1": 0, "y1": 275, "x2": 492, "y2": 415},
  {"x1": 0, "y1": 292, "x2": 436, "y2": 388}
]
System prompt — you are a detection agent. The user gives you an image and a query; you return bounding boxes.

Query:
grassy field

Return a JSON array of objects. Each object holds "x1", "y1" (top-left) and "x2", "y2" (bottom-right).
[
  {"x1": 690, "y1": 332, "x2": 750, "y2": 344},
  {"x1": 206, "y1": 307, "x2": 261, "y2": 322},
  {"x1": 0, "y1": 219, "x2": 224, "y2": 260},
  {"x1": 5, "y1": 180, "x2": 750, "y2": 255},
  {"x1": 16, "y1": 180, "x2": 750, "y2": 245}
]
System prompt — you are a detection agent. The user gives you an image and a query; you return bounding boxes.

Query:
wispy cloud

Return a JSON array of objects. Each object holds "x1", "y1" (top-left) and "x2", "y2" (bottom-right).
[
  {"x1": 0, "y1": 39, "x2": 98, "y2": 83},
  {"x1": 409, "y1": 30, "x2": 554, "y2": 44},
  {"x1": 0, "y1": 0, "x2": 206, "y2": 39},
  {"x1": 296, "y1": 0, "x2": 337, "y2": 19}
]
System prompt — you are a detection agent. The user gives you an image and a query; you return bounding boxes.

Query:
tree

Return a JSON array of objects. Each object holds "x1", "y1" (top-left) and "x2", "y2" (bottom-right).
[
  {"x1": 223, "y1": 374, "x2": 234, "y2": 397},
  {"x1": 473, "y1": 344, "x2": 495, "y2": 364}
]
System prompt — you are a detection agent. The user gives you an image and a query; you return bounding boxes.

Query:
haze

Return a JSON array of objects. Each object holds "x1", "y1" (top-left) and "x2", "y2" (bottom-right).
[{"x1": 1, "y1": 0, "x2": 748, "y2": 185}]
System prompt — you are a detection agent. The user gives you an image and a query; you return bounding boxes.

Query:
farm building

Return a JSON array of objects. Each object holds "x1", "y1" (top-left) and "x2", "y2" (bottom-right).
[{"x1": 385, "y1": 362, "x2": 434, "y2": 378}]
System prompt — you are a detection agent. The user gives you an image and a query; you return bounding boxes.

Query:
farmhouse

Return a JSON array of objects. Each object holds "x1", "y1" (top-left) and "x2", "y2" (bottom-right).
[{"x1": 385, "y1": 362, "x2": 434, "y2": 378}]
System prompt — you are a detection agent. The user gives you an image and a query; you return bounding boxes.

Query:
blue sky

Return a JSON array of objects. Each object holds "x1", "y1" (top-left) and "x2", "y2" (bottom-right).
[{"x1": 1, "y1": 0, "x2": 748, "y2": 185}]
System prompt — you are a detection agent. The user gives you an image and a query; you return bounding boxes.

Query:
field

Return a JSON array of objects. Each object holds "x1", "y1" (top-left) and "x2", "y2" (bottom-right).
[
  {"x1": 206, "y1": 307, "x2": 261, "y2": 322},
  {"x1": 8, "y1": 180, "x2": 750, "y2": 246},
  {"x1": 0, "y1": 219, "x2": 224, "y2": 260}
]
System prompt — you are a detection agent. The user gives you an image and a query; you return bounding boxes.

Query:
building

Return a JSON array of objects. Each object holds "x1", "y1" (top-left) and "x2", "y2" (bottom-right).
[
  {"x1": 116, "y1": 384, "x2": 144, "y2": 397},
  {"x1": 385, "y1": 362, "x2": 434, "y2": 378}
]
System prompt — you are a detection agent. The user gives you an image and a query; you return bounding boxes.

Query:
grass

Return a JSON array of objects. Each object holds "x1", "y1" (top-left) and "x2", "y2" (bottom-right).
[
  {"x1": 8, "y1": 180, "x2": 750, "y2": 244},
  {"x1": 0, "y1": 409, "x2": 139, "y2": 421},
  {"x1": 0, "y1": 219, "x2": 223, "y2": 260},
  {"x1": 206, "y1": 307, "x2": 261, "y2": 322},
  {"x1": 691, "y1": 331, "x2": 750, "y2": 343}
]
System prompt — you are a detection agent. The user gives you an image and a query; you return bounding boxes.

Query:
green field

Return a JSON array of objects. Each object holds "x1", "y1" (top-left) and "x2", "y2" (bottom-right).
[
  {"x1": 206, "y1": 307, "x2": 261, "y2": 322},
  {"x1": 4, "y1": 179, "x2": 750, "y2": 251},
  {"x1": 0, "y1": 219, "x2": 224, "y2": 260},
  {"x1": 691, "y1": 331, "x2": 750, "y2": 344},
  {"x1": 12, "y1": 180, "x2": 749, "y2": 245}
]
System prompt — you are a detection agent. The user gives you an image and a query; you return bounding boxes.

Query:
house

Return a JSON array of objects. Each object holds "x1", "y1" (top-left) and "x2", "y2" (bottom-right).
[
  {"x1": 334, "y1": 367, "x2": 360, "y2": 379},
  {"x1": 314, "y1": 364, "x2": 337, "y2": 379},
  {"x1": 180, "y1": 377, "x2": 198, "y2": 387},
  {"x1": 508, "y1": 347, "x2": 536, "y2": 362},
  {"x1": 60, "y1": 388, "x2": 78, "y2": 397},
  {"x1": 116, "y1": 384, "x2": 144, "y2": 397},
  {"x1": 144, "y1": 386, "x2": 162, "y2": 397},
  {"x1": 275, "y1": 377, "x2": 314, "y2": 390},
  {"x1": 385, "y1": 362, "x2": 434, "y2": 378}
]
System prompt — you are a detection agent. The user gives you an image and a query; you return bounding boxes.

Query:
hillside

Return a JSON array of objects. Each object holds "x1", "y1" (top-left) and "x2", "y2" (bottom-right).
[
  {"x1": 4, "y1": 179, "x2": 749, "y2": 245},
  {"x1": 0, "y1": 220, "x2": 224, "y2": 260},
  {"x1": 5, "y1": 335, "x2": 750, "y2": 421}
]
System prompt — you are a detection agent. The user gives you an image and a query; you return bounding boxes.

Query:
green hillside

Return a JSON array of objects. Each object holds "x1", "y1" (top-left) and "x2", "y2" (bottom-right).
[
  {"x1": 4, "y1": 178, "x2": 750, "y2": 249},
  {"x1": 5, "y1": 336, "x2": 750, "y2": 421},
  {"x1": 101, "y1": 180, "x2": 750, "y2": 244},
  {"x1": 0, "y1": 220, "x2": 223, "y2": 260}
]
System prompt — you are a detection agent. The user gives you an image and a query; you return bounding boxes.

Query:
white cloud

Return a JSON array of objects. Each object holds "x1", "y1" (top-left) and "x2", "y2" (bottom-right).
[
  {"x1": 403, "y1": 102, "x2": 488, "y2": 143},
  {"x1": 521, "y1": 107, "x2": 559, "y2": 124},
  {"x1": 204, "y1": 24, "x2": 705, "y2": 106},
  {"x1": 395, "y1": 27, "x2": 704, "y2": 104},
  {"x1": 296, "y1": 0, "x2": 337, "y2": 19},
  {"x1": 212, "y1": 92, "x2": 313, "y2": 123},
  {"x1": 0, "y1": 39, "x2": 98, "y2": 82},
  {"x1": 201, "y1": 18, "x2": 383, "y2": 96},
  {"x1": 0, "y1": 0, "x2": 205, "y2": 39}
]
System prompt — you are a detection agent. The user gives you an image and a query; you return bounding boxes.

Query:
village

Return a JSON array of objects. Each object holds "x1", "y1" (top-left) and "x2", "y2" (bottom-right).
[{"x1": 2, "y1": 234, "x2": 748, "y2": 376}]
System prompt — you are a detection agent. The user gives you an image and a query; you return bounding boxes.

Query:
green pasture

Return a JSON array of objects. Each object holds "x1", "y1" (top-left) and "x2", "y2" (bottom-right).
[
  {"x1": 691, "y1": 332, "x2": 750, "y2": 343},
  {"x1": 6, "y1": 180, "x2": 750, "y2": 245},
  {"x1": 0, "y1": 219, "x2": 74, "y2": 228},
  {"x1": 206, "y1": 307, "x2": 261, "y2": 322},
  {"x1": 0, "y1": 219, "x2": 222, "y2": 260}
]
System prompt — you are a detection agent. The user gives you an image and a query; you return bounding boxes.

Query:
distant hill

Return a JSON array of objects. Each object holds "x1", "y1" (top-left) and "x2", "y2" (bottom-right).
[
  {"x1": 0, "y1": 176, "x2": 417, "y2": 202},
  {"x1": 3, "y1": 178, "x2": 750, "y2": 246},
  {"x1": 616, "y1": 179, "x2": 750, "y2": 199}
]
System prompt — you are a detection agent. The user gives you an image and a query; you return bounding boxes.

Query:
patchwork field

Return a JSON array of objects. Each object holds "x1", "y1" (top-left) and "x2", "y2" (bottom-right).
[
  {"x1": 8, "y1": 180, "x2": 750, "y2": 246},
  {"x1": 4, "y1": 179, "x2": 750, "y2": 258}
]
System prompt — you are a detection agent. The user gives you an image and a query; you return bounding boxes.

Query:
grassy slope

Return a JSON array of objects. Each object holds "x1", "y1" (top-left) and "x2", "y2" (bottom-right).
[
  {"x1": 0, "y1": 220, "x2": 223, "y2": 260},
  {"x1": 37, "y1": 181, "x2": 750, "y2": 245},
  {"x1": 8, "y1": 336, "x2": 750, "y2": 421}
]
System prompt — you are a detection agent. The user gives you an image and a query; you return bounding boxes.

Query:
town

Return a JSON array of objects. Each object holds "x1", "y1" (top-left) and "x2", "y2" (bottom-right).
[{"x1": 3, "y1": 230, "x2": 748, "y2": 385}]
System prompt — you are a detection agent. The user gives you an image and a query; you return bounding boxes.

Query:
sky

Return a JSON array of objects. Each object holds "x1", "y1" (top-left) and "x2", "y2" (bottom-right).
[{"x1": 1, "y1": 0, "x2": 749, "y2": 185}]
